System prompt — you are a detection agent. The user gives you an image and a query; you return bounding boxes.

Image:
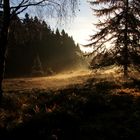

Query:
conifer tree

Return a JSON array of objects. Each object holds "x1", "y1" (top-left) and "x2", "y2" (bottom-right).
[
  {"x1": 88, "y1": 0, "x2": 140, "y2": 77},
  {"x1": 31, "y1": 54, "x2": 44, "y2": 76},
  {"x1": 0, "y1": 0, "x2": 79, "y2": 98}
]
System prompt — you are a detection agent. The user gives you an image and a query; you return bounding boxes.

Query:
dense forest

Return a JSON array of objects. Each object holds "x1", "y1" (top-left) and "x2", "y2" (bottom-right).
[{"x1": 5, "y1": 13, "x2": 85, "y2": 77}]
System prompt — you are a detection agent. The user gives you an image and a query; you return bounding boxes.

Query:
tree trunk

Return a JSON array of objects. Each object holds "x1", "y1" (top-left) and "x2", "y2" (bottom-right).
[
  {"x1": 123, "y1": 49, "x2": 128, "y2": 77},
  {"x1": 0, "y1": 0, "x2": 10, "y2": 100},
  {"x1": 123, "y1": 0, "x2": 129, "y2": 77},
  {"x1": 0, "y1": 44, "x2": 6, "y2": 99}
]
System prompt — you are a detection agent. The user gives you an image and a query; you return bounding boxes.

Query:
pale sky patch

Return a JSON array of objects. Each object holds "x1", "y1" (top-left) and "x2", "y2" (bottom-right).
[
  {"x1": 19, "y1": 0, "x2": 96, "y2": 53},
  {"x1": 61, "y1": 0, "x2": 96, "y2": 52}
]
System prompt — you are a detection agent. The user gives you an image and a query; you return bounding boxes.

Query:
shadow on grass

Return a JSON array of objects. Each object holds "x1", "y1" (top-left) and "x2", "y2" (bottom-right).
[
  {"x1": 1, "y1": 77, "x2": 140, "y2": 139},
  {"x1": 123, "y1": 77, "x2": 140, "y2": 89}
]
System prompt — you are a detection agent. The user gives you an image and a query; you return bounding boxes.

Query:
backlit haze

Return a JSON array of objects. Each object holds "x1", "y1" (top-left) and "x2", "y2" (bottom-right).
[
  {"x1": 49, "y1": 0, "x2": 96, "y2": 53},
  {"x1": 19, "y1": 1, "x2": 97, "y2": 53},
  {"x1": 23, "y1": 1, "x2": 96, "y2": 53},
  {"x1": 64, "y1": 1, "x2": 95, "y2": 53}
]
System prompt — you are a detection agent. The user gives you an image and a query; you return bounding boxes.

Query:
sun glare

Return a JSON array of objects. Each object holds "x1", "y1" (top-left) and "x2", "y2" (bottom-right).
[
  {"x1": 79, "y1": 45, "x2": 93, "y2": 53},
  {"x1": 67, "y1": 29, "x2": 94, "y2": 53}
]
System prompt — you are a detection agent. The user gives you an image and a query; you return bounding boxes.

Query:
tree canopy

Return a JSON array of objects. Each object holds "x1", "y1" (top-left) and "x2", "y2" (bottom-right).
[
  {"x1": 5, "y1": 13, "x2": 84, "y2": 77},
  {"x1": 0, "y1": 0, "x2": 79, "y2": 97},
  {"x1": 87, "y1": 0, "x2": 140, "y2": 76}
]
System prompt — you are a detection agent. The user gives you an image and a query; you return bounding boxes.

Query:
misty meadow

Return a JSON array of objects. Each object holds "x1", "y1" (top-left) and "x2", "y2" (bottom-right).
[{"x1": 1, "y1": 0, "x2": 140, "y2": 140}]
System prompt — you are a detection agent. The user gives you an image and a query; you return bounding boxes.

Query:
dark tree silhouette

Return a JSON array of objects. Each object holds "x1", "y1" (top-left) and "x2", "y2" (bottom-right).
[
  {"x1": 87, "y1": 0, "x2": 140, "y2": 77},
  {"x1": 5, "y1": 13, "x2": 83, "y2": 77},
  {"x1": 0, "y1": 0, "x2": 79, "y2": 99},
  {"x1": 31, "y1": 54, "x2": 44, "y2": 76}
]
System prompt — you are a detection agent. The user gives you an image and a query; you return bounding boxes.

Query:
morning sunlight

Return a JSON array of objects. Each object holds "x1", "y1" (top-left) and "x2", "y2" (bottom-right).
[{"x1": 0, "y1": 0, "x2": 140, "y2": 139}]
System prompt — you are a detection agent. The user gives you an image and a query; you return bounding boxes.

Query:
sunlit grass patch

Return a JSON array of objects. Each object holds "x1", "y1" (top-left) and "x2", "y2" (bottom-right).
[
  {"x1": 1, "y1": 70, "x2": 140, "y2": 139},
  {"x1": 115, "y1": 88, "x2": 140, "y2": 96}
]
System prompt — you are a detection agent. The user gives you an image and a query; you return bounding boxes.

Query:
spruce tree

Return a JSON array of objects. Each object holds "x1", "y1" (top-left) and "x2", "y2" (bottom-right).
[
  {"x1": 31, "y1": 54, "x2": 44, "y2": 76},
  {"x1": 88, "y1": 0, "x2": 140, "y2": 77},
  {"x1": 0, "y1": 0, "x2": 79, "y2": 99}
]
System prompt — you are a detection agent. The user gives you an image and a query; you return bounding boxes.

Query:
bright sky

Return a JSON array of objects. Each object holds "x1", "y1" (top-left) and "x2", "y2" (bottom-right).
[
  {"x1": 48, "y1": 0, "x2": 96, "y2": 53},
  {"x1": 20, "y1": 0, "x2": 96, "y2": 53},
  {"x1": 64, "y1": 0, "x2": 96, "y2": 52},
  {"x1": 65, "y1": 1, "x2": 94, "y2": 43}
]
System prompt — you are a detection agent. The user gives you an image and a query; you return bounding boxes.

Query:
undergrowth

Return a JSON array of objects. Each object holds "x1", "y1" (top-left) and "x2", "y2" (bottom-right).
[{"x1": 0, "y1": 77, "x2": 140, "y2": 140}]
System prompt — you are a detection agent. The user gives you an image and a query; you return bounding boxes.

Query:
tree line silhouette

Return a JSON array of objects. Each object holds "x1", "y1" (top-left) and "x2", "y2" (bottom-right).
[
  {"x1": 4, "y1": 13, "x2": 83, "y2": 77},
  {"x1": 0, "y1": 0, "x2": 79, "y2": 98}
]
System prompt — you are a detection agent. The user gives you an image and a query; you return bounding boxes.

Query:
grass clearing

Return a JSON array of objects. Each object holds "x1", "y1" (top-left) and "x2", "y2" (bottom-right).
[{"x1": 1, "y1": 68, "x2": 140, "y2": 139}]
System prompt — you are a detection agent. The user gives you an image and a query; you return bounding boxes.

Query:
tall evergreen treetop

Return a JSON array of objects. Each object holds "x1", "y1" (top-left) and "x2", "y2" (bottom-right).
[{"x1": 87, "y1": 0, "x2": 140, "y2": 76}]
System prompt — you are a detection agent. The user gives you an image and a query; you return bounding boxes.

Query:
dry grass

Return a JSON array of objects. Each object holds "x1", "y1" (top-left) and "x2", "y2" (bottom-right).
[{"x1": 1, "y1": 67, "x2": 140, "y2": 139}]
